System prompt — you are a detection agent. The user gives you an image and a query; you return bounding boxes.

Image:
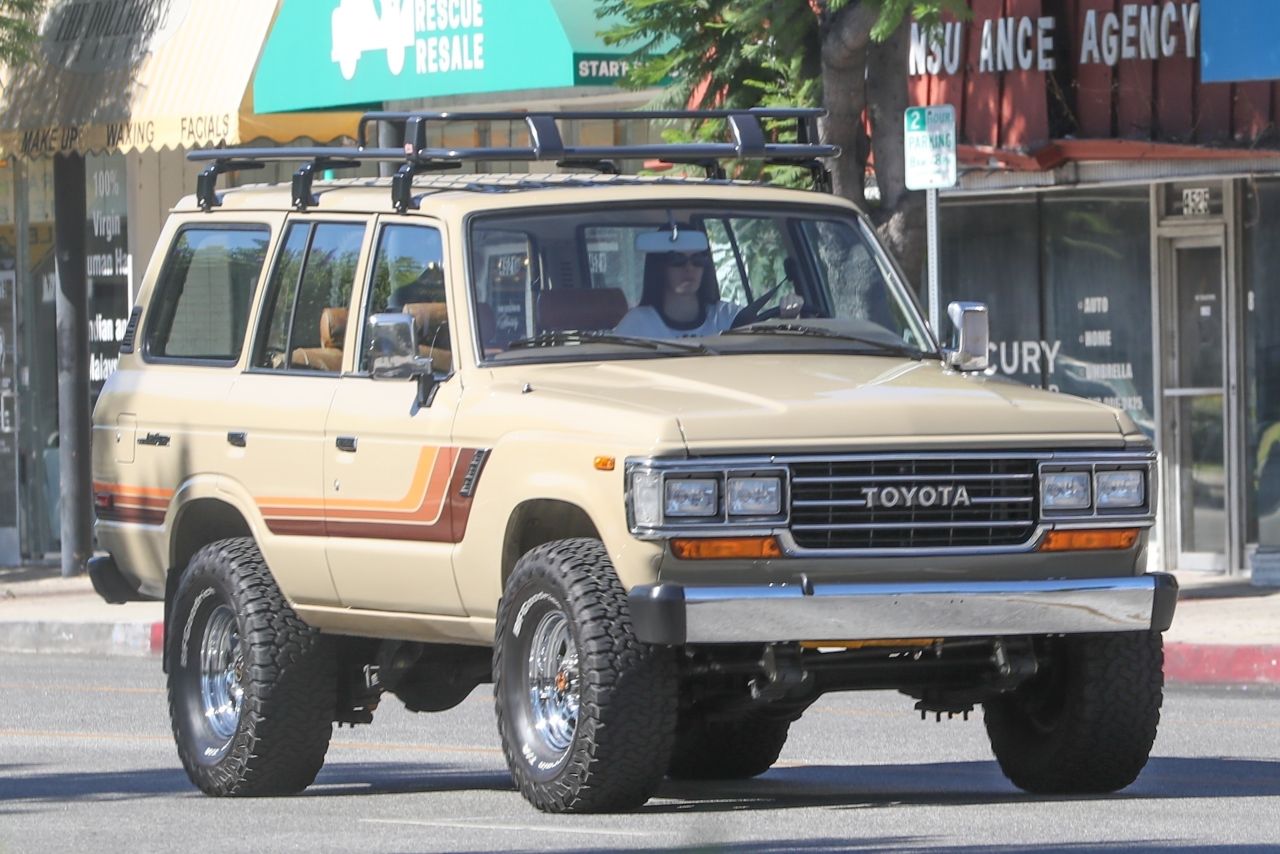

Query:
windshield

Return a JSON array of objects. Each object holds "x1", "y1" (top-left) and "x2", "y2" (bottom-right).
[{"x1": 467, "y1": 203, "x2": 936, "y2": 364}]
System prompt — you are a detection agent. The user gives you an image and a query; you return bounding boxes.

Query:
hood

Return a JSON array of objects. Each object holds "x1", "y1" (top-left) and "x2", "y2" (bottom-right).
[{"x1": 510, "y1": 354, "x2": 1128, "y2": 452}]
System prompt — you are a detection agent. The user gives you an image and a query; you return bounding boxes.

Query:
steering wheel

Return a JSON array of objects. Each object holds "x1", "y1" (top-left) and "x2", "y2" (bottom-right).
[{"x1": 731, "y1": 281, "x2": 786, "y2": 328}]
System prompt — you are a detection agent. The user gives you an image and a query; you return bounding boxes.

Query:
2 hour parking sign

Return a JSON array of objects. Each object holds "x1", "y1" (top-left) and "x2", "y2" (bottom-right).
[{"x1": 904, "y1": 105, "x2": 957, "y2": 190}]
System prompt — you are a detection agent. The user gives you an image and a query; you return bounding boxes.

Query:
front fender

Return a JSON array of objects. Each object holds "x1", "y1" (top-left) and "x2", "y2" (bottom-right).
[{"x1": 452, "y1": 435, "x2": 666, "y2": 619}]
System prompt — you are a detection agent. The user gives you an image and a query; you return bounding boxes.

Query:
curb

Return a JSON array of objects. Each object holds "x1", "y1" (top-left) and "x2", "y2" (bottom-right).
[
  {"x1": 0, "y1": 621, "x2": 1276, "y2": 687},
  {"x1": 0, "y1": 621, "x2": 164, "y2": 657},
  {"x1": 1164, "y1": 642, "x2": 1280, "y2": 686}
]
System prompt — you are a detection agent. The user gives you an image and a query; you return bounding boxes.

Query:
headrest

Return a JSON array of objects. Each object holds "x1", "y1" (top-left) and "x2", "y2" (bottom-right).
[
  {"x1": 320, "y1": 307, "x2": 348, "y2": 349},
  {"x1": 536, "y1": 288, "x2": 628, "y2": 332},
  {"x1": 402, "y1": 302, "x2": 450, "y2": 346}
]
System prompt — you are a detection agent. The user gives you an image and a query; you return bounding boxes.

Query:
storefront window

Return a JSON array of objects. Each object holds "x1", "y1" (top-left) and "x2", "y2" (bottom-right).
[
  {"x1": 0, "y1": 162, "x2": 19, "y2": 559},
  {"x1": 86, "y1": 153, "x2": 130, "y2": 405},
  {"x1": 938, "y1": 196, "x2": 1040, "y2": 381},
  {"x1": 20, "y1": 158, "x2": 58, "y2": 555},
  {"x1": 1242, "y1": 180, "x2": 1280, "y2": 553},
  {"x1": 1042, "y1": 190, "x2": 1154, "y2": 435},
  {"x1": 940, "y1": 189, "x2": 1153, "y2": 437}
]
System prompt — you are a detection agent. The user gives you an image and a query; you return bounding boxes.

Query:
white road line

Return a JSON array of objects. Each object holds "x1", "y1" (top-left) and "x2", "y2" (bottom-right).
[{"x1": 360, "y1": 818, "x2": 658, "y2": 838}]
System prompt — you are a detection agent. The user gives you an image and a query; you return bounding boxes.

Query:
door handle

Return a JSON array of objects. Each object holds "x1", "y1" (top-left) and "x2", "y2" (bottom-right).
[
  {"x1": 137, "y1": 432, "x2": 170, "y2": 447},
  {"x1": 336, "y1": 436, "x2": 358, "y2": 453},
  {"x1": 227, "y1": 431, "x2": 247, "y2": 448}
]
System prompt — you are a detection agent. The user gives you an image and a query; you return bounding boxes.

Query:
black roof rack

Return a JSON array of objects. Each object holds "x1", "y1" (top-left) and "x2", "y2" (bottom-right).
[{"x1": 187, "y1": 107, "x2": 839, "y2": 212}]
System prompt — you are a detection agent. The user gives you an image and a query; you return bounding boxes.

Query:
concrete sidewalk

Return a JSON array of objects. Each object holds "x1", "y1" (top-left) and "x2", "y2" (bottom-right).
[{"x1": 1, "y1": 563, "x2": 1277, "y2": 686}]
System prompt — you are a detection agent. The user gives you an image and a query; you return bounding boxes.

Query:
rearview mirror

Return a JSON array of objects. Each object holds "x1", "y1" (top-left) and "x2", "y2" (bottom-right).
[
  {"x1": 946, "y1": 301, "x2": 990, "y2": 373},
  {"x1": 635, "y1": 228, "x2": 709, "y2": 254}
]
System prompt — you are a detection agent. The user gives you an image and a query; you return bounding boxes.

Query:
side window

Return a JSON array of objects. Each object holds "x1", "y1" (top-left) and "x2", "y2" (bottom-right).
[
  {"x1": 801, "y1": 219, "x2": 920, "y2": 345},
  {"x1": 711, "y1": 217, "x2": 788, "y2": 307},
  {"x1": 254, "y1": 222, "x2": 365, "y2": 373},
  {"x1": 360, "y1": 224, "x2": 450, "y2": 373},
  {"x1": 144, "y1": 226, "x2": 270, "y2": 362}
]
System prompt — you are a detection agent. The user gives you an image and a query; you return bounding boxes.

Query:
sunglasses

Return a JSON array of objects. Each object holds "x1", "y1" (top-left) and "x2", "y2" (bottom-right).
[{"x1": 665, "y1": 251, "x2": 710, "y2": 268}]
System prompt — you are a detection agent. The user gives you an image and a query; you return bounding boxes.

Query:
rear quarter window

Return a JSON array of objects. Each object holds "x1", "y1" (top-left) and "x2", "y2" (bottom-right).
[{"x1": 144, "y1": 225, "x2": 271, "y2": 363}]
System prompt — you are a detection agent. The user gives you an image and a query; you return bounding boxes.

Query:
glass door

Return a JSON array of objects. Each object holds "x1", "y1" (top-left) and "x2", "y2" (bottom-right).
[{"x1": 1161, "y1": 238, "x2": 1233, "y2": 570}]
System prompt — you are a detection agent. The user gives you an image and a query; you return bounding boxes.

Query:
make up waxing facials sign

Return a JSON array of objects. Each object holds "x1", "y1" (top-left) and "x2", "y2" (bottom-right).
[{"x1": 909, "y1": 1, "x2": 1201, "y2": 78}]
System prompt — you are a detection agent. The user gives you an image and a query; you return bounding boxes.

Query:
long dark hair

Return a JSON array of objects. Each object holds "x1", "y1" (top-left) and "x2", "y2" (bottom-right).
[{"x1": 640, "y1": 251, "x2": 720, "y2": 308}]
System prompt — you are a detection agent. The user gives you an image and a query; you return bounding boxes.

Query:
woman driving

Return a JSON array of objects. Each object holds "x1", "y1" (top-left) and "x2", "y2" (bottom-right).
[{"x1": 614, "y1": 242, "x2": 739, "y2": 339}]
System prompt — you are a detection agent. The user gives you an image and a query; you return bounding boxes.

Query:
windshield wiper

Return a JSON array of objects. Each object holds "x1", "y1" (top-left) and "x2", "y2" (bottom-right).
[
  {"x1": 722, "y1": 323, "x2": 928, "y2": 360},
  {"x1": 507, "y1": 330, "x2": 716, "y2": 355}
]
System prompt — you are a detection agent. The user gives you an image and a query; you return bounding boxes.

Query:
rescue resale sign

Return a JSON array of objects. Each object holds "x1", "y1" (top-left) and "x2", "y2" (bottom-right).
[{"x1": 905, "y1": 105, "x2": 957, "y2": 191}]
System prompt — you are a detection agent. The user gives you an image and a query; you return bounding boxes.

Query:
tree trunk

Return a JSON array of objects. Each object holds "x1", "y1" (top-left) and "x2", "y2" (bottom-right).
[
  {"x1": 821, "y1": 4, "x2": 927, "y2": 290},
  {"x1": 819, "y1": 2, "x2": 877, "y2": 206},
  {"x1": 866, "y1": 21, "x2": 927, "y2": 289},
  {"x1": 52, "y1": 152, "x2": 92, "y2": 578}
]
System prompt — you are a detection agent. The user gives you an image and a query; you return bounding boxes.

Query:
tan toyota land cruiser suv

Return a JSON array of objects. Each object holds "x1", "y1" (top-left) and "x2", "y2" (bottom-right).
[{"x1": 89, "y1": 108, "x2": 1177, "y2": 813}]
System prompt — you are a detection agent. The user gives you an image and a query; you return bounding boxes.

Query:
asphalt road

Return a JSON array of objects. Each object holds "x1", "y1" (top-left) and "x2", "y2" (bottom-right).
[{"x1": 1, "y1": 654, "x2": 1278, "y2": 853}]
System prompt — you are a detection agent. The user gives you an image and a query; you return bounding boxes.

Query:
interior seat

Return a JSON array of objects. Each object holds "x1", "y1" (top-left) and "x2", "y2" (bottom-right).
[
  {"x1": 535, "y1": 288, "x2": 628, "y2": 333},
  {"x1": 290, "y1": 306, "x2": 348, "y2": 372},
  {"x1": 401, "y1": 301, "x2": 453, "y2": 373}
]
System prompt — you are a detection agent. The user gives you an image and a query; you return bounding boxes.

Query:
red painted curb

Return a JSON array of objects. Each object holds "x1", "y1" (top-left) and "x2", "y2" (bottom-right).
[
  {"x1": 149, "y1": 621, "x2": 165, "y2": 654},
  {"x1": 1165, "y1": 642, "x2": 1280, "y2": 685}
]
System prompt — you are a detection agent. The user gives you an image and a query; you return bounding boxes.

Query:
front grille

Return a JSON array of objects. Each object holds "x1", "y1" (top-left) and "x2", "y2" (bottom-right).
[{"x1": 788, "y1": 456, "x2": 1038, "y2": 550}]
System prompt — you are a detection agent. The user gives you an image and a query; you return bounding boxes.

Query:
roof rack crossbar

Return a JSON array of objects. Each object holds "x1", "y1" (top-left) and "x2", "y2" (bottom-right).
[{"x1": 188, "y1": 107, "x2": 840, "y2": 205}]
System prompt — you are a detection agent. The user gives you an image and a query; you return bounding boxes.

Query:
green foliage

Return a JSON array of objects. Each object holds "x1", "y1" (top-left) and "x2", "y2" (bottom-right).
[
  {"x1": 599, "y1": 0, "x2": 967, "y2": 156},
  {"x1": 870, "y1": 0, "x2": 969, "y2": 42},
  {"x1": 0, "y1": 0, "x2": 46, "y2": 64}
]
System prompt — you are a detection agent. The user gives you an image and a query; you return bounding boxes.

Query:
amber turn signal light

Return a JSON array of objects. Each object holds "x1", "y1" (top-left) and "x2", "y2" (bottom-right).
[
  {"x1": 1038, "y1": 528, "x2": 1139, "y2": 552},
  {"x1": 671, "y1": 536, "x2": 783, "y2": 560},
  {"x1": 593, "y1": 456, "x2": 616, "y2": 471}
]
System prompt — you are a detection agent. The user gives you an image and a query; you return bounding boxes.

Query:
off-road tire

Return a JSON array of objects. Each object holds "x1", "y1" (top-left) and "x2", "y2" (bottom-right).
[
  {"x1": 168, "y1": 537, "x2": 336, "y2": 796},
  {"x1": 667, "y1": 711, "x2": 791, "y2": 780},
  {"x1": 494, "y1": 538, "x2": 677, "y2": 813},
  {"x1": 983, "y1": 631, "x2": 1164, "y2": 794}
]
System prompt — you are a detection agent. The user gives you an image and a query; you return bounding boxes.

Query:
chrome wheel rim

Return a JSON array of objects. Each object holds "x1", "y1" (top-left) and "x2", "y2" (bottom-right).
[
  {"x1": 526, "y1": 609, "x2": 580, "y2": 758},
  {"x1": 199, "y1": 604, "x2": 243, "y2": 741}
]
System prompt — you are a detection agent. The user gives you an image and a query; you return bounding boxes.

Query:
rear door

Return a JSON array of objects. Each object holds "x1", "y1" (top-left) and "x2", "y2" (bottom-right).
[
  {"x1": 99, "y1": 220, "x2": 276, "y2": 579},
  {"x1": 323, "y1": 216, "x2": 470, "y2": 616}
]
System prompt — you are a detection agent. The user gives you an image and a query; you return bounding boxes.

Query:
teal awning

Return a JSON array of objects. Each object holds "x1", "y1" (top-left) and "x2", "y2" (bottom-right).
[{"x1": 254, "y1": 0, "x2": 646, "y2": 114}]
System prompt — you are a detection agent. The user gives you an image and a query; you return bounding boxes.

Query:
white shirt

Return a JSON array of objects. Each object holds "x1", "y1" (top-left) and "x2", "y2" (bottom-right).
[{"x1": 613, "y1": 301, "x2": 739, "y2": 339}]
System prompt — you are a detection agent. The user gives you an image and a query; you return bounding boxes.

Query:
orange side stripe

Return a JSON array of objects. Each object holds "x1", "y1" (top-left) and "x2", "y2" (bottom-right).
[
  {"x1": 93, "y1": 481, "x2": 174, "y2": 500},
  {"x1": 258, "y1": 446, "x2": 441, "y2": 514},
  {"x1": 325, "y1": 447, "x2": 460, "y2": 524}
]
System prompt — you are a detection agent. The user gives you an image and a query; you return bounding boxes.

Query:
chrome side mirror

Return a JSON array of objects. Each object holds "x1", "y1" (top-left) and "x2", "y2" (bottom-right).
[
  {"x1": 366, "y1": 312, "x2": 437, "y2": 405},
  {"x1": 946, "y1": 301, "x2": 990, "y2": 372}
]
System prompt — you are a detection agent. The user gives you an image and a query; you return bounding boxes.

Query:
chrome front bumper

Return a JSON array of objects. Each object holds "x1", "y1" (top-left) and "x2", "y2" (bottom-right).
[{"x1": 628, "y1": 573, "x2": 1178, "y2": 645}]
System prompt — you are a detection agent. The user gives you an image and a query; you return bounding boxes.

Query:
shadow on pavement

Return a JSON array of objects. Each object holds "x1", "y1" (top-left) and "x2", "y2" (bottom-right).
[
  {"x1": 0, "y1": 761, "x2": 512, "y2": 804},
  {"x1": 309, "y1": 761, "x2": 515, "y2": 796},
  {"x1": 502, "y1": 842, "x2": 1280, "y2": 854},
  {"x1": 641, "y1": 756, "x2": 1280, "y2": 814}
]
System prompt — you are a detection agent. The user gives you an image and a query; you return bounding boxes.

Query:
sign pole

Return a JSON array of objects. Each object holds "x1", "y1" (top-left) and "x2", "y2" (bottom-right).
[
  {"x1": 903, "y1": 104, "x2": 956, "y2": 341},
  {"x1": 927, "y1": 187, "x2": 940, "y2": 336}
]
